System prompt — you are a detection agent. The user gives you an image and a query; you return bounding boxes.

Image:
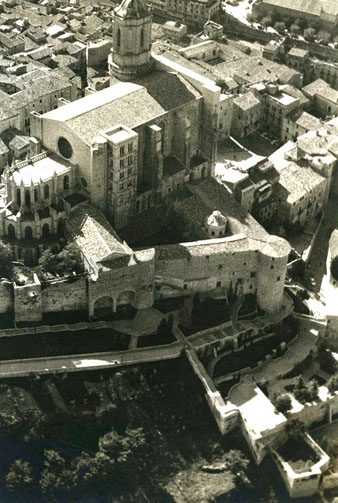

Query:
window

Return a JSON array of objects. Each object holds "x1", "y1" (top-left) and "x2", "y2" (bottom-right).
[
  {"x1": 34, "y1": 188, "x2": 39, "y2": 202},
  {"x1": 216, "y1": 281, "x2": 222, "y2": 287},
  {"x1": 127, "y1": 167, "x2": 132, "y2": 175},
  {"x1": 277, "y1": 276, "x2": 281, "y2": 281},
  {"x1": 58, "y1": 137, "x2": 73, "y2": 159},
  {"x1": 120, "y1": 159, "x2": 124, "y2": 168},
  {"x1": 128, "y1": 143, "x2": 133, "y2": 152},
  {"x1": 63, "y1": 175, "x2": 69, "y2": 190},
  {"x1": 128, "y1": 155, "x2": 133, "y2": 165},
  {"x1": 140, "y1": 28, "x2": 144, "y2": 47},
  {"x1": 44, "y1": 184, "x2": 49, "y2": 199},
  {"x1": 270, "y1": 265, "x2": 274, "y2": 270},
  {"x1": 120, "y1": 146, "x2": 125, "y2": 156},
  {"x1": 120, "y1": 171, "x2": 125, "y2": 180},
  {"x1": 117, "y1": 28, "x2": 121, "y2": 47},
  {"x1": 250, "y1": 272, "x2": 256, "y2": 278}
]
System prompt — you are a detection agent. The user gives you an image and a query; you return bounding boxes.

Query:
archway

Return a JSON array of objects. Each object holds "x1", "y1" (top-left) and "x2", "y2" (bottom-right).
[
  {"x1": 63, "y1": 175, "x2": 69, "y2": 190},
  {"x1": 93, "y1": 296, "x2": 114, "y2": 318},
  {"x1": 24, "y1": 226, "x2": 33, "y2": 240},
  {"x1": 42, "y1": 223, "x2": 49, "y2": 239},
  {"x1": 7, "y1": 224, "x2": 15, "y2": 239},
  {"x1": 57, "y1": 219, "x2": 64, "y2": 236},
  {"x1": 116, "y1": 290, "x2": 136, "y2": 319}
]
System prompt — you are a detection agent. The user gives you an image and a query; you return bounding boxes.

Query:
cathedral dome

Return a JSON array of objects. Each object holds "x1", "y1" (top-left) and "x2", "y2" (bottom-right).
[{"x1": 114, "y1": 0, "x2": 150, "y2": 19}]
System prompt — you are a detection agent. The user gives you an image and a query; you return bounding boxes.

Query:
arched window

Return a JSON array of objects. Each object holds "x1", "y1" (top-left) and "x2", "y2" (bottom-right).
[
  {"x1": 34, "y1": 188, "x2": 39, "y2": 202},
  {"x1": 117, "y1": 28, "x2": 121, "y2": 48},
  {"x1": 7, "y1": 224, "x2": 15, "y2": 239},
  {"x1": 17, "y1": 189, "x2": 21, "y2": 205},
  {"x1": 42, "y1": 223, "x2": 49, "y2": 239},
  {"x1": 44, "y1": 184, "x2": 49, "y2": 199},
  {"x1": 57, "y1": 219, "x2": 63, "y2": 235},
  {"x1": 63, "y1": 175, "x2": 69, "y2": 190},
  {"x1": 25, "y1": 226, "x2": 33, "y2": 240},
  {"x1": 25, "y1": 190, "x2": 31, "y2": 206},
  {"x1": 140, "y1": 28, "x2": 144, "y2": 47}
]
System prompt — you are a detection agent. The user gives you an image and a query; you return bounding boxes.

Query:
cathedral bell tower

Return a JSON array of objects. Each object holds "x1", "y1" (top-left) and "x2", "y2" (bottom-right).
[{"x1": 108, "y1": 0, "x2": 154, "y2": 82}]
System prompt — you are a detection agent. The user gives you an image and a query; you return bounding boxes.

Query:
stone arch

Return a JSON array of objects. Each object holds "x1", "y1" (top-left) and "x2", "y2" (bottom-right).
[
  {"x1": 93, "y1": 296, "x2": 114, "y2": 317},
  {"x1": 44, "y1": 184, "x2": 49, "y2": 199},
  {"x1": 117, "y1": 290, "x2": 136, "y2": 305},
  {"x1": 24, "y1": 226, "x2": 33, "y2": 240},
  {"x1": 63, "y1": 175, "x2": 69, "y2": 190},
  {"x1": 42, "y1": 223, "x2": 49, "y2": 239},
  {"x1": 7, "y1": 223, "x2": 15, "y2": 239}
]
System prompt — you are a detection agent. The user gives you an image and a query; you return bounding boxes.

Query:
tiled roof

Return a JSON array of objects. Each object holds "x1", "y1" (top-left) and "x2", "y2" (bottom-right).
[
  {"x1": 66, "y1": 204, "x2": 131, "y2": 264},
  {"x1": 234, "y1": 91, "x2": 261, "y2": 111},
  {"x1": 277, "y1": 163, "x2": 325, "y2": 204},
  {"x1": 302, "y1": 78, "x2": 329, "y2": 99},
  {"x1": 43, "y1": 73, "x2": 200, "y2": 145},
  {"x1": 262, "y1": 0, "x2": 338, "y2": 16}
]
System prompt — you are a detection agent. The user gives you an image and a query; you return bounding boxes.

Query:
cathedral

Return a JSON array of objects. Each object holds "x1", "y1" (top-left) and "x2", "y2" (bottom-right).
[{"x1": 0, "y1": 0, "x2": 290, "y2": 323}]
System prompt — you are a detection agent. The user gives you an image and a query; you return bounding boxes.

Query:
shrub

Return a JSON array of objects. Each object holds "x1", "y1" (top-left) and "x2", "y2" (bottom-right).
[
  {"x1": 261, "y1": 16, "x2": 272, "y2": 27},
  {"x1": 304, "y1": 27, "x2": 316, "y2": 41},
  {"x1": 290, "y1": 23, "x2": 301, "y2": 35},
  {"x1": 38, "y1": 242, "x2": 84, "y2": 277},
  {"x1": 273, "y1": 394, "x2": 292, "y2": 414},
  {"x1": 0, "y1": 241, "x2": 13, "y2": 279},
  {"x1": 274, "y1": 21, "x2": 286, "y2": 32},
  {"x1": 317, "y1": 30, "x2": 331, "y2": 44}
]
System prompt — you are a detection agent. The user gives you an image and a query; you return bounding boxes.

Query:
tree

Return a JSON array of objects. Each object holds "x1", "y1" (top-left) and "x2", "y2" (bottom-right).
[
  {"x1": 273, "y1": 394, "x2": 292, "y2": 414},
  {"x1": 274, "y1": 21, "x2": 286, "y2": 32},
  {"x1": 294, "y1": 376, "x2": 319, "y2": 403},
  {"x1": 40, "y1": 450, "x2": 77, "y2": 498},
  {"x1": 317, "y1": 30, "x2": 331, "y2": 44},
  {"x1": 261, "y1": 16, "x2": 272, "y2": 27},
  {"x1": 99, "y1": 427, "x2": 146, "y2": 465},
  {"x1": 73, "y1": 451, "x2": 116, "y2": 484},
  {"x1": 5, "y1": 460, "x2": 34, "y2": 492},
  {"x1": 0, "y1": 241, "x2": 13, "y2": 279},
  {"x1": 304, "y1": 27, "x2": 316, "y2": 41},
  {"x1": 290, "y1": 23, "x2": 301, "y2": 35},
  {"x1": 318, "y1": 343, "x2": 337, "y2": 374},
  {"x1": 328, "y1": 374, "x2": 338, "y2": 393},
  {"x1": 38, "y1": 242, "x2": 84, "y2": 277}
]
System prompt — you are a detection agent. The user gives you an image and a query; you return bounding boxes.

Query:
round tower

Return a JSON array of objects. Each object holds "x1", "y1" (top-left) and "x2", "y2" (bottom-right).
[{"x1": 108, "y1": 0, "x2": 154, "y2": 82}]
